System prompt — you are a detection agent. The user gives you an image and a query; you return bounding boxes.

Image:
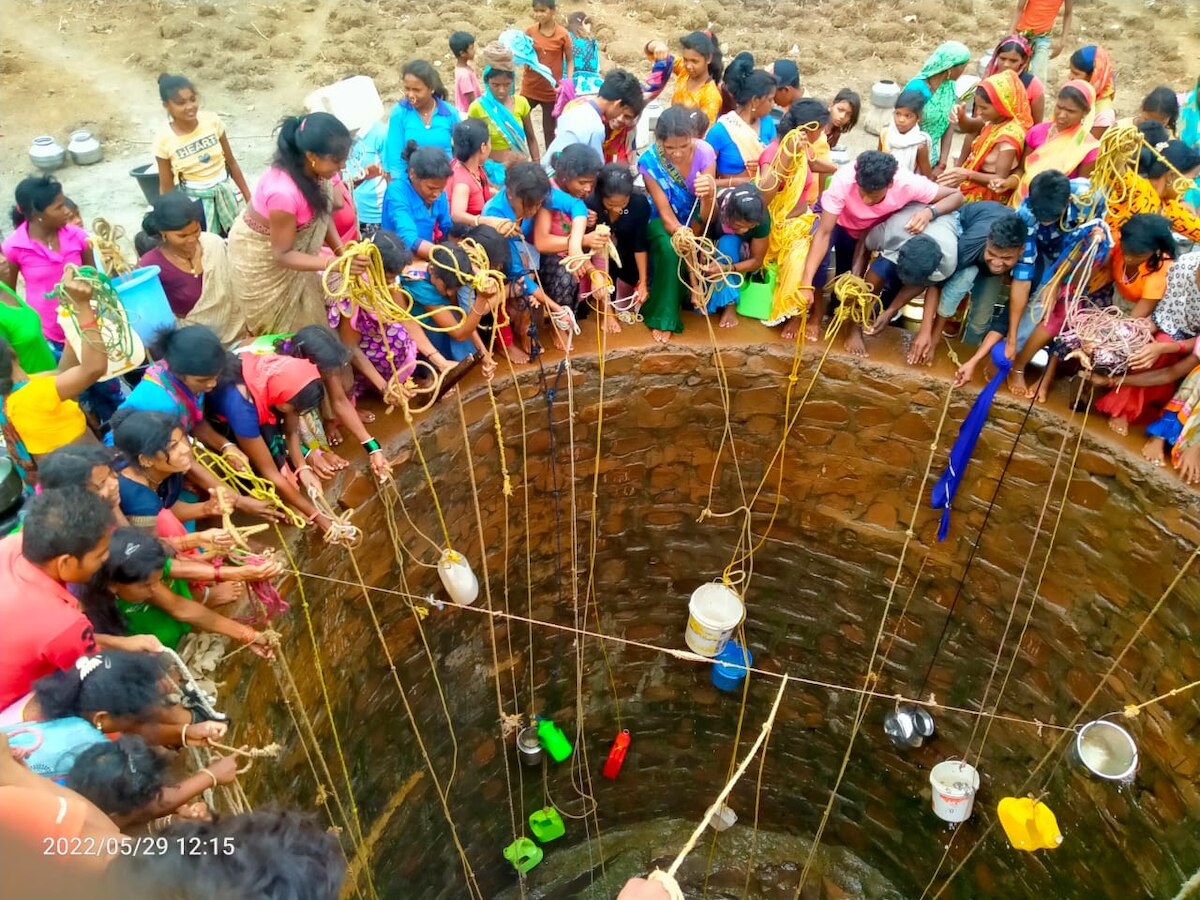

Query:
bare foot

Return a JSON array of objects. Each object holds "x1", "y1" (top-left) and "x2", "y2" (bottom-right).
[
  {"x1": 652, "y1": 329, "x2": 674, "y2": 344},
  {"x1": 357, "y1": 410, "x2": 376, "y2": 424},
  {"x1": 1178, "y1": 444, "x2": 1200, "y2": 484},
  {"x1": 719, "y1": 305, "x2": 739, "y2": 329},
  {"x1": 602, "y1": 315, "x2": 622, "y2": 334},
  {"x1": 805, "y1": 318, "x2": 821, "y2": 342},
  {"x1": 1106, "y1": 415, "x2": 1128, "y2": 436},
  {"x1": 506, "y1": 343, "x2": 531, "y2": 365},
  {"x1": 1007, "y1": 369, "x2": 1029, "y2": 397},
  {"x1": 205, "y1": 581, "x2": 245, "y2": 609},
  {"x1": 843, "y1": 326, "x2": 868, "y2": 358},
  {"x1": 325, "y1": 421, "x2": 343, "y2": 446},
  {"x1": 1035, "y1": 377, "x2": 1052, "y2": 404},
  {"x1": 1141, "y1": 436, "x2": 1166, "y2": 466},
  {"x1": 780, "y1": 317, "x2": 801, "y2": 341}
]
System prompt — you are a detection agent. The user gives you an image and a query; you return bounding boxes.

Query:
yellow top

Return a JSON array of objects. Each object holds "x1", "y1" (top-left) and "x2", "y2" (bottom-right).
[
  {"x1": 467, "y1": 96, "x2": 532, "y2": 152},
  {"x1": 671, "y1": 58, "x2": 722, "y2": 132},
  {"x1": 153, "y1": 110, "x2": 229, "y2": 189},
  {"x1": 6, "y1": 374, "x2": 86, "y2": 455}
]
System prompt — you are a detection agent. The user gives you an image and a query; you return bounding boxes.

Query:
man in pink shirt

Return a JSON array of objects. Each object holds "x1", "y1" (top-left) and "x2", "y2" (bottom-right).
[{"x1": 796, "y1": 150, "x2": 963, "y2": 354}]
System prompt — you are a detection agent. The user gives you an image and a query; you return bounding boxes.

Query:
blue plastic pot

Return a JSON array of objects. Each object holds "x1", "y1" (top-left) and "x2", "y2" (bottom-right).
[
  {"x1": 113, "y1": 266, "x2": 175, "y2": 346},
  {"x1": 711, "y1": 640, "x2": 753, "y2": 692}
]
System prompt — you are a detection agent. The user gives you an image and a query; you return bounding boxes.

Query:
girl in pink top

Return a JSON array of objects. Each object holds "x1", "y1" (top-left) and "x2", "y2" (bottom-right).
[{"x1": 1, "y1": 177, "x2": 98, "y2": 345}]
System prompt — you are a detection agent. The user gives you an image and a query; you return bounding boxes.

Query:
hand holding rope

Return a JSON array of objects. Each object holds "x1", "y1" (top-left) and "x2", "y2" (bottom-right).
[
  {"x1": 89, "y1": 217, "x2": 132, "y2": 276},
  {"x1": 53, "y1": 264, "x2": 136, "y2": 362},
  {"x1": 193, "y1": 443, "x2": 307, "y2": 528}
]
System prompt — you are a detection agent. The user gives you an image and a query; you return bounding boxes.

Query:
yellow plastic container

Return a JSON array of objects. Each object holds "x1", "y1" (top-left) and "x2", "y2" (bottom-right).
[{"x1": 997, "y1": 796, "x2": 1064, "y2": 852}]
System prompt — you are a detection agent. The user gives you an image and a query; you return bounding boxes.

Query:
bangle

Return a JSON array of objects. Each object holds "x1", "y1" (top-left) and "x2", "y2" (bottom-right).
[
  {"x1": 295, "y1": 465, "x2": 312, "y2": 476},
  {"x1": 199, "y1": 767, "x2": 218, "y2": 790},
  {"x1": 362, "y1": 438, "x2": 381, "y2": 454},
  {"x1": 182, "y1": 724, "x2": 190, "y2": 747},
  {"x1": 927, "y1": 205, "x2": 939, "y2": 219},
  {"x1": 219, "y1": 442, "x2": 237, "y2": 454},
  {"x1": 212, "y1": 559, "x2": 223, "y2": 583}
]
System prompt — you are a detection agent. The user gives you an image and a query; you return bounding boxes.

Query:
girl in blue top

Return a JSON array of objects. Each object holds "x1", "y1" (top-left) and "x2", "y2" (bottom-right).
[
  {"x1": 382, "y1": 144, "x2": 454, "y2": 258},
  {"x1": 382, "y1": 60, "x2": 460, "y2": 177},
  {"x1": 704, "y1": 55, "x2": 778, "y2": 188}
]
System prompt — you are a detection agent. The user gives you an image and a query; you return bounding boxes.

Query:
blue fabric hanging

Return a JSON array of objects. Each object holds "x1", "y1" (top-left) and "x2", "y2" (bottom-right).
[{"x1": 931, "y1": 341, "x2": 1012, "y2": 541}]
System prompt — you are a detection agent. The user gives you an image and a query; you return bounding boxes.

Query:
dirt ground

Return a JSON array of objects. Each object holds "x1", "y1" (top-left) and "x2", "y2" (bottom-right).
[{"x1": 1, "y1": 0, "x2": 1198, "y2": 239}]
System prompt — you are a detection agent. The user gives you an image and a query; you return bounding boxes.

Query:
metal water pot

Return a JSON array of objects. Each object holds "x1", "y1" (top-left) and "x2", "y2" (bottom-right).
[
  {"x1": 28, "y1": 136, "x2": 66, "y2": 171},
  {"x1": 68, "y1": 130, "x2": 103, "y2": 166}
]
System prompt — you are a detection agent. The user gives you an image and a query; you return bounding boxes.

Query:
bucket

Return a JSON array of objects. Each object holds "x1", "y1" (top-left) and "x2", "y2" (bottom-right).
[
  {"x1": 929, "y1": 760, "x2": 980, "y2": 823},
  {"x1": 686, "y1": 583, "x2": 744, "y2": 657},
  {"x1": 516, "y1": 725, "x2": 543, "y2": 767},
  {"x1": 305, "y1": 75, "x2": 384, "y2": 137},
  {"x1": 711, "y1": 640, "x2": 753, "y2": 692},
  {"x1": 1075, "y1": 720, "x2": 1138, "y2": 781},
  {"x1": 113, "y1": 266, "x2": 175, "y2": 346},
  {"x1": 736, "y1": 264, "x2": 776, "y2": 321},
  {"x1": 130, "y1": 163, "x2": 162, "y2": 205},
  {"x1": 529, "y1": 807, "x2": 565, "y2": 843},
  {"x1": 437, "y1": 548, "x2": 479, "y2": 606},
  {"x1": 706, "y1": 803, "x2": 737, "y2": 832}
]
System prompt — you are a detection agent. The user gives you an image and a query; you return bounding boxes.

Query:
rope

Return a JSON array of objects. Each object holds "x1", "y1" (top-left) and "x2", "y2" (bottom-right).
[
  {"x1": 1121, "y1": 679, "x2": 1200, "y2": 718},
  {"x1": 1060, "y1": 306, "x2": 1155, "y2": 375},
  {"x1": 193, "y1": 443, "x2": 307, "y2": 528},
  {"x1": 1080, "y1": 125, "x2": 1143, "y2": 207},
  {"x1": 89, "y1": 218, "x2": 132, "y2": 276},
  {"x1": 826, "y1": 273, "x2": 878, "y2": 339},
  {"x1": 205, "y1": 738, "x2": 282, "y2": 774},
  {"x1": 305, "y1": 484, "x2": 362, "y2": 547},
  {"x1": 323, "y1": 241, "x2": 467, "y2": 333},
  {"x1": 53, "y1": 264, "x2": 136, "y2": 362}
]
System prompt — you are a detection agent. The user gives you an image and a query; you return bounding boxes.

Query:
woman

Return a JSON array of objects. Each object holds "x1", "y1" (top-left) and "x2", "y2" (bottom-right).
[
  {"x1": 448, "y1": 118, "x2": 511, "y2": 228},
  {"x1": 824, "y1": 88, "x2": 860, "y2": 151},
  {"x1": 153, "y1": 73, "x2": 250, "y2": 237},
  {"x1": 1007, "y1": 81, "x2": 1099, "y2": 207},
  {"x1": 904, "y1": 41, "x2": 971, "y2": 171},
  {"x1": 382, "y1": 144, "x2": 453, "y2": 259},
  {"x1": 705, "y1": 56, "x2": 777, "y2": 187},
  {"x1": 1105, "y1": 129, "x2": 1200, "y2": 242},
  {"x1": 330, "y1": 173, "x2": 359, "y2": 246},
  {"x1": 1117, "y1": 86, "x2": 1180, "y2": 135},
  {"x1": 405, "y1": 242, "x2": 504, "y2": 372},
  {"x1": 0, "y1": 275, "x2": 55, "y2": 378},
  {"x1": 137, "y1": 192, "x2": 243, "y2": 343},
  {"x1": 2, "y1": 176, "x2": 99, "y2": 347},
  {"x1": 227, "y1": 113, "x2": 363, "y2": 336},
  {"x1": 704, "y1": 184, "x2": 770, "y2": 328},
  {"x1": 1143, "y1": 353, "x2": 1200, "y2": 480},
  {"x1": 534, "y1": 144, "x2": 604, "y2": 324},
  {"x1": 468, "y1": 44, "x2": 540, "y2": 167},
  {"x1": 1068, "y1": 45, "x2": 1116, "y2": 137},
  {"x1": 940, "y1": 70, "x2": 1033, "y2": 204},
  {"x1": 586, "y1": 164, "x2": 650, "y2": 333},
  {"x1": 671, "y1": 31, "x2": 724, "y2": 130},
  {"x1": 963, "y1": 35, "x2": 1045, "y2": 127},
  {"x1": 383, "y1": 60, "x2": 460, "y2": 177},
  {"x1": 637, "y1": 106, "x2": 717, "y2": 343}
]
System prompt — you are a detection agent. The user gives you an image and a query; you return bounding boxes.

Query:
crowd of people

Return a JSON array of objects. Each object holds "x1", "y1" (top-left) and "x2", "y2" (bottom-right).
[{"x1": 0, "y1": 0, "x2": 1197, "y2": 895}]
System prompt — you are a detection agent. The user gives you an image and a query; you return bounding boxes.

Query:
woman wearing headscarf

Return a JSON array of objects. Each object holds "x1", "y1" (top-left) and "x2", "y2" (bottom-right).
[
  {"x1": 467, "y1": 43, "x2": 540, "y2": 172},
  {"x1": 958, "y1": 35, "x2": 1045, "y2": 130},
  {"x1": 1004, "y1": 80, "x2": 1099, "y2": 207},
  {"x1": 1068, "y1": 45, "x2": 1116, "y2": 138},
  {"x1": 940, "y1": 70, "x2": 1033, "y2": 204},
  {"x1": 904, "y1": 41, "x2": 971, "y2": 171}
]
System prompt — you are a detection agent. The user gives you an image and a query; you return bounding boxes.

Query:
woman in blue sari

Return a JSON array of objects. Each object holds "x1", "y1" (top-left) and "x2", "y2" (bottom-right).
[{"x1": 468, "y1": 44, "x2": 541, "y2": 177}]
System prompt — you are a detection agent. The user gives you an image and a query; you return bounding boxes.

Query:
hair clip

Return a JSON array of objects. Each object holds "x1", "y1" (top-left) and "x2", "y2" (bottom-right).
[
  {"x1": 76, "y1": 655, "x2": 104, "y2": 681},
  {"x1": 124, "y1": 542, "x2": 141, "y2": 557}
]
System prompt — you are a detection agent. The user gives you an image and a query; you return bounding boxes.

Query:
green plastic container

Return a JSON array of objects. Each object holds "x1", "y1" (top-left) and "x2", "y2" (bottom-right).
[
  {"x1": 537, "y1": 718, "x2": 574, "y2": 763},
  {"x1": 529, "y1": 807, "x2": 566, "y2": 842},
  {"x1": 503, "y1": 837, "x2": 543, "y2": 874},
  {"x1": 736, "y1": 263, "x2": 777, "y2": 321}
]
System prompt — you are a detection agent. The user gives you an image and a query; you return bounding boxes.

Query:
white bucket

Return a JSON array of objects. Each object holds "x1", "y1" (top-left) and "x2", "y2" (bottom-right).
[
  {"x1": 929, "y1": 760, "x2": 980, "y2": 823},
  {"x1": 304, "y1": 75, "x2": 385, "y2": 137},
  {"x1": 685, "y1": 583, "x2": 744, "y2": 657},
  {"x1": 438, "y1": 549, "x2": 479, "y2": 606},
  {"x1": 706, "y1": 803, "x2": 737, "y2": 832}
]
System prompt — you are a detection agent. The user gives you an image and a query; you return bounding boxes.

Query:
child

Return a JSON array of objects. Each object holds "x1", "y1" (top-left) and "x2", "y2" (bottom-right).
[
  {"x1": 880, "y1": 89, "x2": 933, "y2": 177},
  {"x1": 345, "y1": 117, "x2": 388, "y2": 239},
  {"x1": 450, "y1": 31, "x2": 481, "y2": 115},
  {"x1": 523, "y1": 0, "x2": 573, "y2": 146},
  {"x1": 705, "y1": 184, "x2": 771, "y2": 329},
  {"x1": 566, "y1": 12, "x2": 602, "y2": 95},
  {"x1": 672, "y1": 31, "x2": 723, "y2": 130},
  {"x1": 586, "y1": 164, "x2": 651, "y2": 333},
  {"x1": 535, "y1": 144, "x2": 606, "y2": 324}
]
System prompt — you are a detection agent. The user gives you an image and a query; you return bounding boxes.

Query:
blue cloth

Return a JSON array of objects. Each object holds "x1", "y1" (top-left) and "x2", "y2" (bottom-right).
[
  {"x1": 2, "y1": 717, "x2": 107, "y2": 784},
  {"x1": 1011, "y1": 177, "x2": 1095, "y2": 284},
  {"x1": 405, "y1": 276, "x2": 476, "y2": 362},
  {"x1": 704, "y1": 117, "x2": 777, "y2": 176},
  {"x1": 482, "y1": 188, "x2": 585, "y2": 293},
  {"x1": 118, "y1": 470, "x2": 184, "y2": 521},
  {"x1": 382, "y1": 172, "x2": 453, "y2": 254},
  {"x1": 205, "y1": 383, "x2": 262, "y2": 440},
  {"x1": 346, "y1": 121, "x2": 388, "y2": 225},
  {"x1": 477, "y1": 84, "x2": 528, "y2": 156},
  {"x1": 1146, "y1": 410, "x2": 1183, "y2": 446},
  {"x1": 708, "y1": 232, "x2": 746, "y2": 313},
  {"x1": 638, "y1": 145, "x2": 697, "y2": 223},
  {"x1": 121, "y1": 370, "x2": 202, "y2": 420},
  {"x1": 499, "y1": 29, "x2": 557, "y2": 90},
  {"x1": 931, "y1": 341, "x2": 1012, "y2": 541},
  {"x1": 382, "y1": 99, "x2": 459, "y2": 178}
]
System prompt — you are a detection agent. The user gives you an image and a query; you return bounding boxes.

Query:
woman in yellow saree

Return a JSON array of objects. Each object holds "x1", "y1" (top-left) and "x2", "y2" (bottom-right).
[
  {"x1": 1006, "y1": 80, "x2": 1099, "y2": 207},
  {"x1": 939, "y1": 70, "x2": 1033, "y2": 205}
]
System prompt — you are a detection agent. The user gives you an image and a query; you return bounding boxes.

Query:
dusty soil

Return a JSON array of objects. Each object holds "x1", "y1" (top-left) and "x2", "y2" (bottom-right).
[{"x1": 1, "y1": 0, "x2": 1197, "y2": 238}]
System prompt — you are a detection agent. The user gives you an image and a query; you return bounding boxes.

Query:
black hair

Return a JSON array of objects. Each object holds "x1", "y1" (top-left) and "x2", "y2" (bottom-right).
[
  {"x1": 429, "y1": 243, "x2": 475, "y2": 293},
  {"x1": 21, "y1": 487, "x2": 114, "y2": 566},
  {"x1": 273, "y1": 112, "x2": 352, "y2": 217},
  {"x1": 451, "y1": 118, "x2": 491, "y2": 163},
  {"x1": 140, "y1": 190, "x2": 202, "y2": 239},
  {"x1": 551, "y1": 143, "x2": 603, "y2": 183},
  {"x1": 1141, "y1": 86, "x2": 1180, "y2": 133},
  {"x1": 33, "y1": 649, "x2": 169, "y2": 721},
  {"x1": 110, "y1": 408, "x2": 180, "y2": 467},
  {"x1": 723, "y1": 54, "x2": 776, "y2": 106},
  {"x1": 283, "y1": 325, "x2": 353, "y2": 373},
  {"x1": 854, "y1": 150, "x2": 899, "y2": 193},
  {"x1": 67, "y1": 735, "x2": 167, "y2": 816},
  {"x1": 594, "y1": 162, "x2": 635, "y2": 200},
  {"x1": 654, "y1": 105, "x2": 696, "y2": 141},
  {"x1": 157, "y1": 72, "x2": 194, "y2": 103},
  {"x1": 680, "y1": 31, "x2": 723, "y2": 83},
  {"x1": 462, "y1": 223, "x2": 511, "y2": 273},
  {"x1": 506, "y1": 162, "x2": 552, "y2": 207},
  {"x1": 403, "y1": 142, "x2": 453, "y2": 180},
  {"x1": 894, "y1": 88, "x2": 928, "y2": 116},
  {"x1": 533, "y1": 0, "x2": 556, "y2": 8},
  {"x1": 597, "y1": 69, "x2": 645, "y2": 115},
  {"x1": 780, "y1": 98, "x2": 830, "y2": 135},
  {"x1": 150, "y1": 324, "x2": 225, "y2": 377},
  {"x1": 484, "y1": 66, "x2": 515, "y2": 85},
  {"x1": 896, "y1": 235, "x2": 943, "y2": 286},
  {"x1": 1161, "y1": 140, "x2": 1200, "y2": 178},
  {"x1": 686, "y1": 108, "x2": 710, "y2": 137},
  {"x1": 1068, "y1": 48, "x2": 1094, "y2": 76},
  {"x1": 11, "y1": 175, "x2": 63, "y2": 228},
  {"x1": 63, "y1": 197, "x2": 80, "y2": 216},
  {"x1": 566, "y1": 11, "x2": 589, "y2": 32},
  {"x1": 1120, "y1": 213, "x2": 1179, "y2": 271},
  {"x1": 719, "y1": 184, "x2": 767, "y2": 229},
  {"x1": 771, "y1": 59, "x2": 800, "y2": 89},
  {"x1": 994, "y1": 38, "x2": 1031, "y2": 62},
  {"x1": 290, "y1": 380, "x2": 326, "y2": 414},
  {"x1": 402, "y1": 59, "x2": 448, "y2": 103},
  {"x1": 1026, "y1": 170, "x2": 1072, "y2": 223},
  {"x1": 108, "y1": 810, "x2": 347, "y2": 900},
  {"x1": 38, "y1": 445, "x2": 118, "y2": 492},
  {"x1": 0, "y1": 337, "x2": 16, "y2": 395},
  {"x1": 986, "y1": 211, "x2": 1028, "y2": 250},
  {"x1": 1058, "y1": 84, "x2": 1091, "y2": 113},
  {"x1": 135, "y1": 231, "x2": 159, "y2": 256},
  {"x1": 370, "y1": 229, "x2": 413, "y2": 276},
  {"x1": 830, "y1": 88, "x2": 862, "y2": 131},
  {"x1": 449, "y1": 31, "x2": 475, "y2": 58}
]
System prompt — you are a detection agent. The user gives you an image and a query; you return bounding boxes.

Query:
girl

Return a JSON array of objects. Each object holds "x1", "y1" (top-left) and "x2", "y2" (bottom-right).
[
  {"x1": 449, "y1": 118, "x2": 514, "y2": 229},
  {"x1": 1006, "y1": 81, "x2": 1099, "y2": 207},
  {"x1": 153, "y1": 73, "x2": 250, "y2": 237},
  {"x1": 1118, "y1": 86, "x2": 1180, "y2": 135},
  {"x1": 880, "y1": 90, "x2": 933, "y2": 177},
  {"x1": 671, "y1": 31, "x2": 723, "y2": 131},
  {"x1": 523, "y1": 0, "x2": 573, "y2": 146},
  {"x1": 941, "y1": 70, "x2": 1032, "y2": 203},
  {"x1": 586, "y1": 164, "x2": 650, "y2": 333},
  {"x1": 404, "y1": 242, "x2": 502, "y2": 374},
  {"x1": 567, "y1": 12, "x2": 602, "y2": 95},
  {"x1": 637, "y1": 106, "x2": 717, "y2": 343},
  {"x1": 382, "y1": 60, "x2": 460, "y2": 177},
  {"x1": 825, "y1": 88, "x2": 861, "y2": 150},
  {"x1": 706, "y1": 55, "x2": 777, "y2": 187},
  {"x1": 704, "y1": 184, "x2": 770, "y2": 328},
  {"x1": 960, "y1": 36, "x2": 1045, "y2": 127},
  {"x1": 1069, "y1": 45, "x2": 1116, "y2": 137},
  {"x1": 904, "y1": 42, "x2": 971, "y2": 170},
  {"x1": 1, "y1": 176, "x2": 99, "y2": 347},
  {"x1": 227, "y1": 113, "x2": 363, "y2": 336},
  {"x1": 1105, "y1": 127, "x2": 1200, "y2": 243},
  {"x1": 535, "y1": 144, "x2": 605, "y2": 327},
  {"x1": 137, "y1": 191, "x2": 243, "y2": 343},
  {"x1": 469, "y1": 44, "x2": 540, "y2": 166},
  {"x1": 382, "y1": 143, "x2": 453, "y2": 259}
]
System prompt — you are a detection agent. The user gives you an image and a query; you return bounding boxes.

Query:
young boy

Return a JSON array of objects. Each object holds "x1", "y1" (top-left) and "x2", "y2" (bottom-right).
[
  {"x1": 1010, "y1": 0, "x2": 1073, "y2": 84},
  {"x1": 879, "y1": 89, "x2": 932, "y2": 178},
  {"x1": 450, "y1": 31, "x2": 481, "y2": 116},
  {"x1": 523, "y1": 0, "x2": 573, "y2": 146}
]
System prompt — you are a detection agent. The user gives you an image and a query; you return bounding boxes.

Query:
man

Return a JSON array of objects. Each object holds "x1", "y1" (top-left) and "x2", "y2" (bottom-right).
[
  {"x1": 909, "y1": 201, "x2": 1029, "y2": 365},
  {"x1": 0, "y1": 488, "x2": 158, "y2": 707},
  {"x1": 794, "y1": 150, "x2": 964, "y2": 353},
  {"x1": 1010, "y1": 0, "x2": 1074, "y2": 85},
  {"x1": 541, "y1": 69, "x2": 645, "y2": 170},
  {"x1": 769, "y1": 59, "x2": 802, "y2": 123}
]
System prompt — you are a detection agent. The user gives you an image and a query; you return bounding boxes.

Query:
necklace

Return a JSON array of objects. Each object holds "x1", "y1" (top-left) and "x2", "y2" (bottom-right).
[{"x1": 162, "y1": 244, "x2": 202, "y2": 277}]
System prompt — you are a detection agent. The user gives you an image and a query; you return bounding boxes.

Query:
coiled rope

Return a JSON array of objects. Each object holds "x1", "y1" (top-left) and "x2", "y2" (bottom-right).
[{"x1": 53, "y1": 264, "x2": 136, "y2": 362}]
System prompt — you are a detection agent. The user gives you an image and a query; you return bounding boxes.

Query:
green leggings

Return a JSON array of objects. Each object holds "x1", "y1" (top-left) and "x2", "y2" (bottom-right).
[{"x1": 643, "y1": 218, "x2": 687, "y2": 334}]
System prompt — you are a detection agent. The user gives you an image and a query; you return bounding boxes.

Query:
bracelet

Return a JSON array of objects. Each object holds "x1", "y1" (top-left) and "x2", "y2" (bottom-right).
[
  {"x1": 219, "y1": 442, "x2": 237, "y2": 454},
  {"x1": 362, "y1": 438, "x2": 381, "y2": 454},
  {"x1": 295, "y1": 465, "x2": 312, "y2": 476},
  {"x1": 182, "y1": 724, "x2": 190, "y2": 747},
  {"x1": 212, "y1": 559, "x2": 223, "y2": 584},
  {"x1": 199, "y1": 767, "x2": 218, "y2": 790}
]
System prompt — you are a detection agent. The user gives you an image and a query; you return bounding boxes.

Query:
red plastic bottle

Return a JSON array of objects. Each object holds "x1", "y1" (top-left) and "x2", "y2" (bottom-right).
[{"x1": 602, "y1": 729, "x2": 631, "y2": 779}]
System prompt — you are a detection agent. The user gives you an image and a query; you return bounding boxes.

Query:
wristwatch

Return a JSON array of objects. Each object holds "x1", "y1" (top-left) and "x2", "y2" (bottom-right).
[{"x1": 927, "y1": 205, "x2": 939, "y2": 220}]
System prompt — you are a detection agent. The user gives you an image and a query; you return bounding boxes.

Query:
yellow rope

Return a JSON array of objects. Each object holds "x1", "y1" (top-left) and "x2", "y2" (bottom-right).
[
  {"x1": 826, "y1": 273, "x2": 878, "y2": 339},
  {"x1": 193, "y1": 443, "x2": 308, "y2": 528},
  {"x1": 1122, "y1": 679, "x2": 1200, "y2": 718},
  {"x1": 1079, "y1": 124, "x2": 1142, "y2": 207},
  {"x1": 399, "y1": 398, "x2": 453, "y2": 549}
]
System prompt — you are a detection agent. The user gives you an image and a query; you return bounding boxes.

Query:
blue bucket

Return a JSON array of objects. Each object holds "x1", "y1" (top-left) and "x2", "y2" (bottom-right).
[
  {"x1": 711, "y1": 640, "x2": 753, "y2": 692},
  {"x1": 113, "y1": 266, "x2": 175, "y2": 346}
]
